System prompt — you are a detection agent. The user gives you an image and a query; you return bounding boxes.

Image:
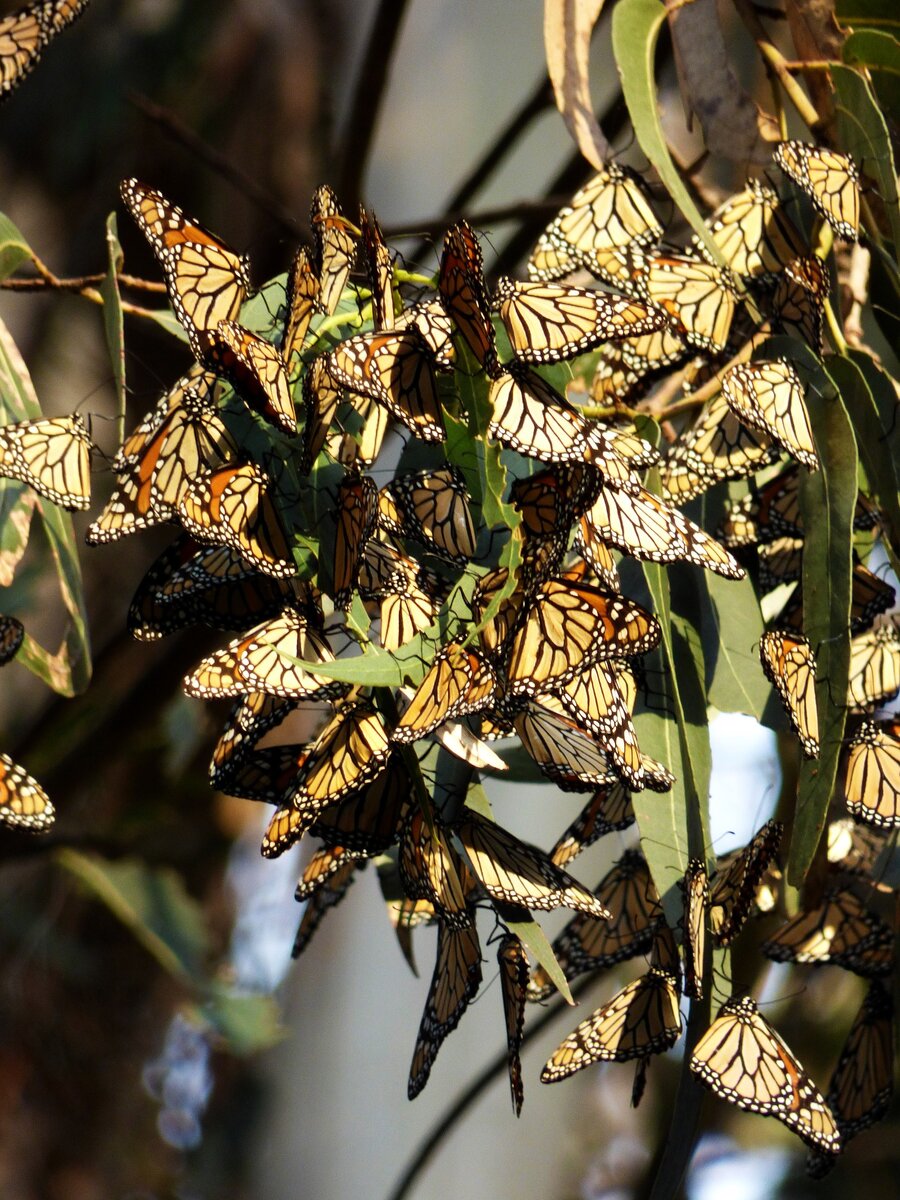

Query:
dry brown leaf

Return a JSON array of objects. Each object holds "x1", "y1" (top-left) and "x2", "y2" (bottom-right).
[
  {"x1": 544, "y1": 0, "x2": 611, "y2": 169},
  {"x1": 666, "y1": 0, "x2": 779, "y2": 163}
]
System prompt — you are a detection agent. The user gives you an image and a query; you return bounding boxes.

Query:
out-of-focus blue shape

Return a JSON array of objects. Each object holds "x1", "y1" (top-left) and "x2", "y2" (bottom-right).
[
  {"x1": 687, "y1": 1133, "x2": 791, "y2": 1200},
  {"x1": 142, "y1": 1012, "x2": 212, "y2": 1151},
  {"x1": 708, "y1": 713, "x2": 780, "y2": 855},
  {"x1": 225, "y1": 816, "x2": 302, "y2": 994}
]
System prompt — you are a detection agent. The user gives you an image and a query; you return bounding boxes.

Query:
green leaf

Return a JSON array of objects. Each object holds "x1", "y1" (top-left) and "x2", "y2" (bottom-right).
[
  {"x1": 698, "y1": 567, "x2": 768, "y2": 718},
  {"x1": 0, "y1": 212, "x2": 33, "y2": 282},
  {"x1": 506, "y1": 914, "x2": 575, "y2": 1005},
  {"x1": 58, "y1": 851, "x2": 209, "y2": 987},
  {"x1": 611, "y1": 0, "x2": 723, "y2": 262},
  {"x1": 201, "y1": 990, "x2": 287, "y2": 1053},
  {"x1": 633, "y1": 555, "x2": 712, "y2": 927},
  {"x1": 789, "y1": 360, "x2": 857, "y2": 885},
  {"x1": 841, "y1": 350, "x2": 900, "y2": 570},
  {"x1": 0, "y1": 483, "x2": 35, "y2": 585},
  {"x1": 836, "y1": 1, "x2": 900, "y2": 36},
  {"x1": 831, "y1": 63, "x2": 900, "y2": 260},
  {"x1": 843, "y1": 28, "x2": 900, "y2": 123},
  {"x1": 100, "y1": 212, "x2": 127, "y2": 447}
]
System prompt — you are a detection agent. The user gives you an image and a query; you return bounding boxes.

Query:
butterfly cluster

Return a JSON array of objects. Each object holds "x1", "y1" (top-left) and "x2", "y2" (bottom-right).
[{"x1": 75, "y1": 119, "x2": 896, "y2": 1143}]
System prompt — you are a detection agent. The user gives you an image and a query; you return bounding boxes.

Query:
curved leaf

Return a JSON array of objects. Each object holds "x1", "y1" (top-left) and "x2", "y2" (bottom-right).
[
  {"x1": 790, "y1": 359, "x2": 857, "y2": 885},
  {"x1": 611, "y1": 0, "x2": 723, "y2": 261}
]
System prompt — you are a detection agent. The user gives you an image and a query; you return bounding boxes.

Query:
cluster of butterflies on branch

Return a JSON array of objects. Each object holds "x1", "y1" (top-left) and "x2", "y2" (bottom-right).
[{"x1": 0, "y1": 1, "x2": 896, "y2": 1164}]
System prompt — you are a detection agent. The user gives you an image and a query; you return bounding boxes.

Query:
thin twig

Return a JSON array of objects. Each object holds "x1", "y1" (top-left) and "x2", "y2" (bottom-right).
[
  {"x1": 732, "y1": 0, "x2": 820, "y2": 130},
  {"x1": 2, "y1": 271, "x2": 166, "y2": 295},
  {"x1": 127, "y1": 91, "x2": 303, "y2": 240},
  {"x1": 383, "y1": 197, "x2": 564, "y2": 243},
  {"x1": 335, "y1": 0, "x2": 412, "y2": 205}
]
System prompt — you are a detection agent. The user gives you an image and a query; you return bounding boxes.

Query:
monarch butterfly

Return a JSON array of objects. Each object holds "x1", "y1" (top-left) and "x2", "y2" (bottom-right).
[
  {"x1": 311, "y1": 756, "x2": 412, "y2": 854},
  {"x1": 506, "y1": 579, "x2": 661, "y2": 697},
  {"x1": 0, "y1": 414, "x2": 91, "y2": 510},
  {"x1": 261, "y1": 798, "x2": 313, "y2": 859},
  {"x1": 510, "y1": 464, "x2": 602, "y2": 584},
  {"x1": 844, "y1": 718, "x2": 900, "y2": 830},
  {"x1": 120, "y1": 179, "x2": 250, "y2": 364},
  {"x1": 680, "y1": 859, "x2": 708, "y2": 1001},
  {"x1": 298, "y1": 356, "x2": 340, "y2": 473},
  {"x1": 528, "y1": 163, "x2": 662, "y2": 284},
  {"x1": 759, "y1": 630, "x2": 819, "y2": 758},
  {"x1": 454, "y1": 806, "x2": 612, "y2": 918},
  {"x1": 86, "y1": 377, "x2": 236, "y2": 545},
  {"x1": 113, "y1": 368, "x2": 218, "y2": 469},
  {"x1": 332, "y1": 471, "x2": 378, "y2": 609},
  {"x1": 408, "y1": 920, "x2": 483, "y2": 1099},
  {"x1": 528, "y1": 849, "x2": 663, "y2": 1002},
  {"x1": 544, "y1": 658, "x2": 638, "y2": 749},
  {"x1": 628, "y1": 250, "x2": 737, "y2": 352},
  {"x1": 721, "y1": 359, "x2": 818, "y2": 471},
  {"x1": 497, "y1": 933, "x2": 528, "y2": 1116},
  {"x1": 771, "y1": 254, "x2": 830, "y2": 350},
  {"x1": 216, "y1": 743, "x2": 308, "y2": 805},
  {"x1": 0, "y1": 751, "x2": 54, "y2": 832},
  {"x1": 826, "y1": 816, "x2": 885, "y2": 877},
  {"x1": 291, "y1": 701, "x2": 392, "y2": 818},
  {"x1": 0, "y1": 614, "x2": 24, "y2": 665},
  {"x1": 847, "y1": 621, "x2": 900, "y2": 710},
  {"x1": 513, "y1": 695, "x2": 663, "y2": 793},
  {"x1": 326, "y1": 329, "x2": 445, "y2": 444},
  {"x1": 779, "y1": 561, "x2": 895, "y2": 639},
  {"x1": 378, "y1": 467, "x2": 476, "y2": 561},
  {"x1": 571, "y1": 536, "x2": 621, "y2": 595},
  {"x1": 820, "y1": 981, "x2": 894, "y2": 1146},
  {"x1": 470, "y1": 565, "x2": 527, "y2": 657},
  {"x1": 692, "y1": 995, "x2": 840, "y2": 1153},
  {"x1": 709, "y1": 819, "x2": 783, "y2": 945},
  {"x1": 292, "y1": 860, "x2": 360, "y2": 959},
  {"x1": 295, "y1": 844, "x2": 366, "y2": 902},
  {"x1": 581, "y1": 482, "x2": 744, "y2": 579},
  {"x1": 762, "y1": 888, "x2": 894, "y2": 977},
  {"x1": 488, "y1": 365, "x2": 657, "y2": 478},
  {"x1": 660, "y1": 391, "x2": 776, "y2": 504},
  {"x1": 282, "y1": 245, "x2": 319, "y2": 366},
  {"x1": 538, "y1": 666, "x2": 642, "y2": 788},
  {"x1": 208, "y1": 321, "x2": 296, "y2": 436},
  {"x1": 177, "y1": 462, "x2": 295, "y2": 579},
  {"x1": 493, "y1": 278, "x2": 667, "y2": 366},
  {"x1": 394, "y1": 300, "x2": 455, "y2": 371},
  {"x1": 392, "y1": 644, "x2": 497, "y2": 745},
  {"x1": 592, "y1": 327, "x2": 690, "y2": 406},
  {"x1": 438, "y1": 220, "x2": 499, "y2": 376},
  {"x1": 696, "y1": 180, "x2": 809, "y2": 280},
  {"x1": 378, "y1": 587, "x2": 437, "y2": 652},
  {"x1": 399, "y1": 809, "x2": 474, "y2": 930},
  {"x1": 0, "y1": 1, "x2": 88, "y2": 101},
  {"x1": 775, "y1": 141, "x2": 860, "y2": 241},
  {"x1": 548, "y1": 783, "x2": 636, "y2": 868},
  {"x1": 541, "y1": 968, "x2": 682, "y2": 1082},
  {"x1": 209, "y1": 691, "x2": 296, "y2": 792},
  {"x1": 310, "y1": 184, "x2": 358, "y2": 315},
  {"x1": 184, "y1": 610, "x2": 343, "y2": 702},
  {"x1": 127, "y1": 538, "x2": 292, "y2": 641},
  {"x1": 360, "y1": 207, "x2": 396, "y2": 331},
  {"x1": 756, "y1": 535, "x2": 804, "y2": 594}
]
